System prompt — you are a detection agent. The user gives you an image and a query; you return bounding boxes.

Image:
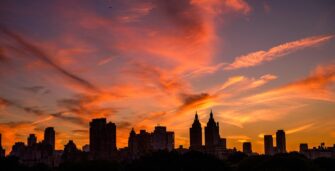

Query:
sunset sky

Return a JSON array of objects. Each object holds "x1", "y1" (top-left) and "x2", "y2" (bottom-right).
[{"x1": 0, "y1": 0, "x2": 335, "y2": 154}]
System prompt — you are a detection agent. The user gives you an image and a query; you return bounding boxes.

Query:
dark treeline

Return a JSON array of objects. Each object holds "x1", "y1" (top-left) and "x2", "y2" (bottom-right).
[{"x1": 1, "y1": 151, "x2": 335, "y2": 171}]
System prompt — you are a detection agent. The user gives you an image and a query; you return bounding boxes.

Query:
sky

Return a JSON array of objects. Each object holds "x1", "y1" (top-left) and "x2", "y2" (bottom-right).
[{"x1": 0, "y1": 0, "x2": 334, "y2": 154}]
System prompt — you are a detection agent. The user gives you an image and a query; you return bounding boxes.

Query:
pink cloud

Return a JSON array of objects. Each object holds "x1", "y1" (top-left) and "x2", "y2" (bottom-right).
[{"x1": 225, "y1": 35, "x2": 334, "y2": 70}]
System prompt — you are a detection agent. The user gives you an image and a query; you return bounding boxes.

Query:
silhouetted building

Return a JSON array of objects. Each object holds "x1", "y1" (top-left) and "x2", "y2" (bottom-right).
[
  {"x1": 190, "y1": 112, "x2": 202, "y2": 150},
  {"x1": 152, "y1": 126, "x2": 174, "y2": 151},
  {"x1": 276, "y1": 130, "x2": 286, "y2": 153},
  {"x1": 10, "y1": 140, "x2": 56, "y2": 167},
  {"x1": 218, "y1": 138, "x2": 227, "y2": 149},
  {"x1": 10, "y1": 142, "x2": 26, "y2": 157},
  {"x1": 82, "y1": 144, "x2": 90, "y2": 152},
  {"x1": 264, "y1": 135, "x2": 274, "y2": 155},
  {"x1": 300, "y1": 143, "x2": 308, "y2": 152},
  {"x1": 243, "y1": 142, "x2": 252, "y2": 154},
  {"x1": 205, "y1": 110, "x2": 220, "y2": 147},
  {"x1": 128, "y1": 129, "x2": 153, "y2": 158},
  {"x1": 28, "y1": 134, "x2": 37, "y2": 147},
  {"x1": 0, "y1": 133, "x2": 5, "y2": 157},
  {"x1": 64, "y1": 140, "x2": 78, "y2": 153},
  {"x1": 128, "y1": 128, "x2": 137, "y2": 156},
  {"x1": 62, "y1": 140, "x2": 83, "y2": 162},
  {"x1": 167, "y1": 131, "x2": 174, "y2": 151},
  {"x1": 89, "y1": 118, "x2": 117, "y2": 160},
  {"x1": 300, "y1": 143, "x2": 335, "y2": 159},
  {"x1": 44, "y1": 127, "x2": 55, "y2": 150},
  {"x1": 128, "y1": 126, "x2": 174, "y2": 158}
]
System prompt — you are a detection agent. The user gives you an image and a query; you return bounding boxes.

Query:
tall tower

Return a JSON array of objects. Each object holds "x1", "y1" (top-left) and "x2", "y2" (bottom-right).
[
  {"x1": 276, "y1": 130, "x2": 286, "y2": 153},
  {"x1": 264, "y1": 135, "x2": 274, "y2": 155},
  {"x1": 89, "y1": 118, "x2": 117, "y2": 160},
  {"x1": 44, "y1": 127, "x2": 55, "y2": 150},
  {"x1": 205, "y1": 110, "x2": 220, "y2": 147},
  {"x1": 27, "y1": 134, "x2": 37, "y2": 147},
  {"x1": 189, "y1": 112, "x2": 202, "y2": 150}
]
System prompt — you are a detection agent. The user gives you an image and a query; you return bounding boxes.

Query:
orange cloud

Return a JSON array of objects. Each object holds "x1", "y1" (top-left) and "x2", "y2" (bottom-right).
[
  {"x1": 215, "y1": 74, "x2": 278, "y2": 95},
  {"x1": 243, "y1": 63, "x2": 335, "y2": 103},
  {"x1": 286, "y1": 123, "x2": 314, "y2": 134},
  {"x1": 224, "y1": 0, "x2": 251, "y2": 14},
  {"x1": 225, "y1": 35, "x2": 334, "y2": 70}
]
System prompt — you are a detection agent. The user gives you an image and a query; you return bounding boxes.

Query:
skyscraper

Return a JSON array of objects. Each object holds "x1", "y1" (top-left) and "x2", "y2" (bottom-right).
[
  {"x1": 264, "y1": 135, "x2": 274, "y2": 155},
  {"x1": 27, "y1": 134, "x2": 37, "y2": 147},
  {"x1": 44, "y1": 127, "x2": 55, "y2": 150},
  {"x1": 189, "y1": 112, "x2": 202, "y2": 150},
  {"x1": 276, "y1": 130, "x2": 286, "y2": 153},
  {"x1": 243, "y1": 142, "x2": 252, "y2": 154},
  {"x1": 89, "y1": 118, "x2": 117, "y2": 160},
  {"x1": 205, "y1": 110, "x2": 220, "y2": 147}
]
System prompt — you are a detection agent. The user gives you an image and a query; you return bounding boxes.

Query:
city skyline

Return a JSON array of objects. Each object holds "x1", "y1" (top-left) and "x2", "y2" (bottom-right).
[
  {"x1": 1, "y1": 0, "x2": 335, "y2": 154},
  {"x1": 0, "y1": 110, "x2": 333, "y2": 156}
]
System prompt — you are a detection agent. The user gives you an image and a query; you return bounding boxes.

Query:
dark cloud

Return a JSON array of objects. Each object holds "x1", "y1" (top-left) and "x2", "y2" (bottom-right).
[
  {"x1": 181, "y1": 93, "x2": 210, "y2": 105},
  {"x1": 0, "y1": 96, "x2": 44, "y2": 116},
  {"x1": 22, "y1": 85, "x2": 50, "y2": 94},
  {"x1": 0, "y1": 97, "x2": 10, "y2": 107},
  {"x1": 51, "y1": 112, "x2": 86, "y2": 126},
  {"x1": 152, "y1": 0, "x2": 203, "y2": 34},
  {"x1": 0, "y1": 47, "x2": 9, "y2": 63},
  {"x1": 57, "y1": 94, "x2": 118, "y2": 119},
  {"x1": 0, "y1": 26, "x2": 100, "y2": 93},
  {"x1": 72, "y1": 129, "x2": 88, "y2": 134},
  {"x1": 22, "y1": 106, "x2": 44, "y2": 115},
  {"x1": 0, "y1": 121, "x2": 32, "y2": 127},
  {"x1": 117, "y1": 121, "x2": 131, "y2": 129},
  {"x1": 179, "y1": 93, "x2": 211, "y2": 111}
]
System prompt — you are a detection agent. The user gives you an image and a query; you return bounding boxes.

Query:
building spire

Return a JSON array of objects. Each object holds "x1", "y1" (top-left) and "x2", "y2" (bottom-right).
[
  {"x1": 195, "y1": 111, "x2": 198, "y2": 120},
  {"x1": 210, "y1": 109, "x2": 213, "y2": 119}
]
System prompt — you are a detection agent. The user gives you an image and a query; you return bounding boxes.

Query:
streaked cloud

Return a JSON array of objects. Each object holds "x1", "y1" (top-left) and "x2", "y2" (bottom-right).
[
  {"x1": 243, "y1": 63, "x2": 335, "y2": 103},
  {"x1": 286, "y1": 123, "x2": 315, "y2": 135},
  {"x1": 225, "y1": 35, "x2": 334, "y2": 70},
  {"x1": 0, "y1": 27, "x2": 100, "y2": 93}
]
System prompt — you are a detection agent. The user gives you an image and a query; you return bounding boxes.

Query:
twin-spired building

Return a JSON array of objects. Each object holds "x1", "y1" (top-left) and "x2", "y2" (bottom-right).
[{"x1": 189, "y1": 110, "x2": 226, "y2": 150}]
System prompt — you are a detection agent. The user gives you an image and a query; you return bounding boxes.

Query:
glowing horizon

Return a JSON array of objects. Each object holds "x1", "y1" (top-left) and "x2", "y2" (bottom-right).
[{"x1": 0, "y1": 0, "x2": 335, "y2": 154}]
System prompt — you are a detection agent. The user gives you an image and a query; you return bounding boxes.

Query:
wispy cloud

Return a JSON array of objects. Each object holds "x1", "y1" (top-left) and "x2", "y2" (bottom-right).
[
  {"x1": 0, "y1": 27, "x2": 100, "y2": 93},
  {"x1": 225, "y1": 35, "x2": 333, "y2": 70},
  {"x1": 224, "y1": 0, "x2": 252, "y2": 14},
  {"x1": 243, "y1": 63, "x2": 335, "y2": 103},
  {"x1": 286, "y1": 123, "x2": 314, "y2": 134},
  {"x1": 215, "y1": 74, "x2": 277, "y2": 94}
]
